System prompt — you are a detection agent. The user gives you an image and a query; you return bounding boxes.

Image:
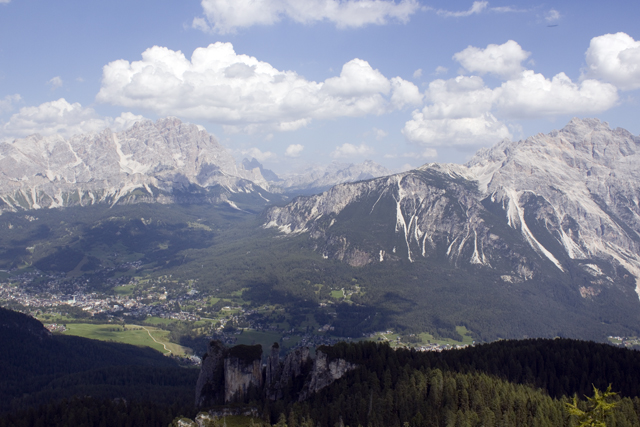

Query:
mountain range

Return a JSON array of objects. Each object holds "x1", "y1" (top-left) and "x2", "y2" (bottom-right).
[
  {"x1": 0, "y1": 118, "x2": 393, "y2": 214},
  {"x1": 265, "y1": 118, "x2": 640, "y2": 326},
  {"x1": 2, "y1": 116, "x2": 640, "y2": 341}
]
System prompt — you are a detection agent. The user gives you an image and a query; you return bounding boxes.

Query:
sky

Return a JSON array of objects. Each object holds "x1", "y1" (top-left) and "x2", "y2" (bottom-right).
[{"x1": 1, "y1": 0, "x2": 639, "y2": 175}]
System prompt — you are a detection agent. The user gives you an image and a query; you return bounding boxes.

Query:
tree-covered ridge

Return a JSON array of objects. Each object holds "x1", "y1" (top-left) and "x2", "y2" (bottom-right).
[
  {"x1": 253, "y1": 340, "x2": 640, "y2": 426},
  {"x1": 0, "y1": 306, "x2": 198, "y2": 415},
  {"x1": 3, "y1": 334, "x2": 640, "y2": 426},
  {"x1": 411, "y1": 338, "x2": 640, "y2": 399},
  {"x1": 177, "y1": 339, "x2": 640, "y2": 426}
]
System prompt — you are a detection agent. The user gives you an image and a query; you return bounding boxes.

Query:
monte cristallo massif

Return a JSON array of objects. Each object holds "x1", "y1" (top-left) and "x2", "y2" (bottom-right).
[
  {"x1": 0, "y1": 117, "x2": 270, "y2": 212},
  {"x1": 265, "y1": 118, "x2": 640, "y2": 303}
]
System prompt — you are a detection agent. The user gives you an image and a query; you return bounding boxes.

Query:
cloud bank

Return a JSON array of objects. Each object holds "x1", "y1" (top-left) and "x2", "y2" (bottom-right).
[
  {"x1": 403, "y1": 39, "x2": 619, "y2": 149},
  {"x1": 97, "y1": 42, "x2": 422, "y2": 134}
]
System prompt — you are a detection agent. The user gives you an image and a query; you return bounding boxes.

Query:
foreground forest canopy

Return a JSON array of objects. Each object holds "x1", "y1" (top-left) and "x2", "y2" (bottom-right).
[
  {"x1": 187, "y1": 339, "x2": 640, "y2": 427},
  {"x1": 3, "y1": 305, "x2": 640, "y2": 427}
]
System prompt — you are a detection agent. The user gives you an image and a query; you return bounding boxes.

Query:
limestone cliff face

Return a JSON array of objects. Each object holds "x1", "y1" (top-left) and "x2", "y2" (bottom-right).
[
  {"x1": 195, "y1": 342, "x2": 263, "y2": 406},
  {"x1": 265, "y1": 344, "x2": 312, "y2": 401},
  {"x1": 224, "y1": 349, "x2": 263, "y2": 403},
  {"x1": 299, "y1": 349, "x2": 356, "y2": 401},
  {"x1": 196, "y1": 342, "x2": 355, "y2": 408}
]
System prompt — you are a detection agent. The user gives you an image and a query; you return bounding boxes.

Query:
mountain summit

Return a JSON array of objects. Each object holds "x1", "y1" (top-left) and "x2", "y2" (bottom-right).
[
  {"x1": 0, "y1": 118, "x2": 270, "y2": 213},
  {"x1": 265, "y1": 118, "x2": 640, "y2": 303}
]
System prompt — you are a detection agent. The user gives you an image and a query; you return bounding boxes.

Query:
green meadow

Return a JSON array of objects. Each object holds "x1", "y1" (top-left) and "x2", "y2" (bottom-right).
[{"x1": 62, "y1": 323, "x2": 190, "y2": 356}]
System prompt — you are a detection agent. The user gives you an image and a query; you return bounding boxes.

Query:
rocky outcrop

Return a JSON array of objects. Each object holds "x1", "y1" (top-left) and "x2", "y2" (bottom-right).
[
  {"x1": 224, "y1": 345, "x2": 263, "y2": 403},
  {"x1": 196, "y1": 341, "x2": 355, "y2": 408},
  {"x1": 299, "y1": 349, "x2": 356, "y2": 401},
  {"x1": 265, "y1": 342, "x2": 280, "y2": 392},
  {"x1": 265, "y1": 344, "x2": 312, "y2": 400}
]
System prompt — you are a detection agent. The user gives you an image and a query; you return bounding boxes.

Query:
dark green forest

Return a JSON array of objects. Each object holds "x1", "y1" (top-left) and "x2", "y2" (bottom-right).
[
  {"x1": 0, "y1": 306, "x2": 198, "y2": 420},
  {"x1": 243, "y1": 340, "x2": 640, "y2": 427},
  {"x1": 3, "y1": 303, "x2": 640, "y2": 427}
]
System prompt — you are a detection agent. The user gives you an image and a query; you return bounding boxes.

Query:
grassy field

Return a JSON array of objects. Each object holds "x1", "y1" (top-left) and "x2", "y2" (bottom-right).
[
  {"x1": 330, "y1": 289, "x2": 344, "y2": 299},
  {"x1": 62, "y1": 323, "x2": 190, "y2": 355},
  {"x1": 113, "y1": 284, "x2": 135, "y2": 295},
  {"x1": 418, "y1": 326, "x2": 475, "y2": 346}
]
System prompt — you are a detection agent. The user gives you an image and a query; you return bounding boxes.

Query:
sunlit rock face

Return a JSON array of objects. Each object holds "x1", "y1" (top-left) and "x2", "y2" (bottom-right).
[
  {"x1": 0, "y1": 117, "x2": 269, "y2": 213},
  {"x1": 265, "y1": 118, "x2": 640, "y2": 300}
]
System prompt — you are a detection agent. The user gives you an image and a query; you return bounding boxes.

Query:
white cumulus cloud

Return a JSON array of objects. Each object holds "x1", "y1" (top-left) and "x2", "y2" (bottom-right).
[
  {"x1": 194, "y1": 0, "x2": 420, "y2": 34},
  {"x1": 453, "y1": 40, "x2": 531, "y2": 79},
  {"x1": 584, "y1": 32, "x2": 640, "y2": 91},
  {"x1": 331, "y1": 142, "x2": 374, "y2": 158},
  {"x1": 0, "y1": 98, "x2": 144, "y2": 141},
  {"x1": 0, "y1": 94, "x2": 21, "y2": 113},
  {"x1": 401, "y1": 38, "x2": 620, "y2": 150},
  {"x1": 323, "y1": 58, "x2": 391, "y2": 97},
  {"x1": 495, "y1": 71, "x2": 618, "y2": 117},
  {"x1": 284, "y1": 144, "x2": 304, "y2": 157},
  {"x1": 403, "y1": 112, "x2": 511, "y2": 147},
  {"x1": 390, "y1": 76, "x2": 424, "y2": 108},
  {"x1": 97, "y1": 42, "x2": 420, "y2": 133},
  {"x1": 422, "y1": 76, "x2": 496, "y2": 120}
]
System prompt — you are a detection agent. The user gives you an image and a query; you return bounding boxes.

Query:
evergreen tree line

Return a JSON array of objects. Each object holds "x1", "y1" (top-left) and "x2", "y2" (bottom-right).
[
  {"x1": 0, "y1": 397, "x2": 195, "y2": 427},
  {"x1": 255, "y1": 339, "x2": 640, "y2": 426}
]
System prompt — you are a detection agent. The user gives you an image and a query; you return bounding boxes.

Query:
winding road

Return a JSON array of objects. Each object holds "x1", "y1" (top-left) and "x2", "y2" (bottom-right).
[{"x1": 141, "y1": 326, "x2": 172, "y2": 354}]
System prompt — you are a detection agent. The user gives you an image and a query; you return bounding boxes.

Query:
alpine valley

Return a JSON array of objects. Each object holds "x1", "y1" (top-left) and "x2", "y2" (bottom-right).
[{"x1": 2, "y1": 116, "x2": 640, "y2": 349}]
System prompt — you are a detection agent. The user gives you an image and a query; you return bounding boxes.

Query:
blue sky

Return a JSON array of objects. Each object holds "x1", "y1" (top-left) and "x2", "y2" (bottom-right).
[{"x1": 1, "y1": 0, "x2": 639, "y2": 175}]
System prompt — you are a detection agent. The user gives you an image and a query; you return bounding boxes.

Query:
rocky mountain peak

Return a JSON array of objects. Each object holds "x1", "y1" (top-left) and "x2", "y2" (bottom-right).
[
  {"x1": 265, "y1": 118, "x2": 640, "y2": 304},
  {"x1": 0, "y1": 118, "x2": 271, "y2": 213}
]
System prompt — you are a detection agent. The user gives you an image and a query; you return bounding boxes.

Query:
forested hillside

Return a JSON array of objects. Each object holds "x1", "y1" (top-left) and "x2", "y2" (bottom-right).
[
  {"x1": 258, "y1": 340, "x2": 640, "y2": 427},
  {"x1": 0, "y1": 307, "x2": 197, "y2": 417}
]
